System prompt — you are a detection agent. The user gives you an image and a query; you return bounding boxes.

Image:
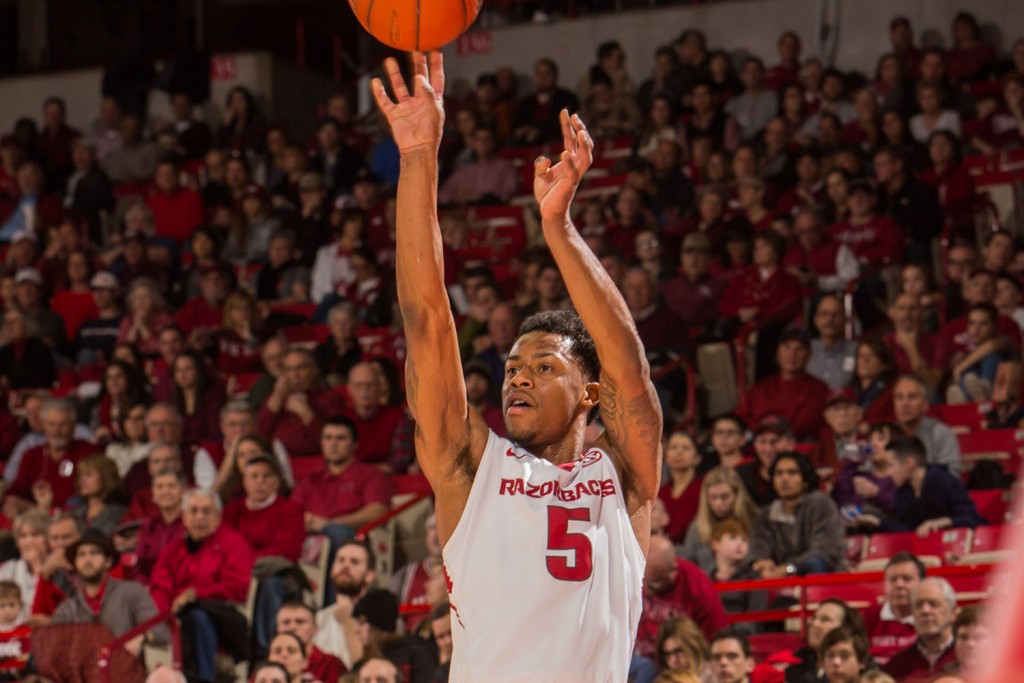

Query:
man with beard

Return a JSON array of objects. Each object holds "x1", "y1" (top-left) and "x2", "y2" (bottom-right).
[
  {"x1": 314, "y1": 540, "x2": 377, "y2": 670},
  {"x1": 52, "y1": 529, "x2": 166, "y2": 656},
  {"x1": 276, "y1": 601, "x2": 345, "y2": 683}
]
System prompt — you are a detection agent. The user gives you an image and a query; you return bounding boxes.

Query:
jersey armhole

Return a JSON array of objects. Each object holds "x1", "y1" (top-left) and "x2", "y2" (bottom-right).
[{"x1": 441, "y1": 428, "x2": 499, "y2": 558}]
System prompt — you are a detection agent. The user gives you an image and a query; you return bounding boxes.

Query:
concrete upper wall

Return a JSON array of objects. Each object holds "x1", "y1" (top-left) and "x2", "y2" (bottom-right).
[{"x1": 439, "y1": 0, "x2": 1023, "y2": 98}]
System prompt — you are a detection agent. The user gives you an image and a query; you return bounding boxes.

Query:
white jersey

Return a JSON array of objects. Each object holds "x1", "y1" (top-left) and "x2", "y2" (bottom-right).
[{"x1": 443, "y1": 430, "x2": 645, "y2": 683}]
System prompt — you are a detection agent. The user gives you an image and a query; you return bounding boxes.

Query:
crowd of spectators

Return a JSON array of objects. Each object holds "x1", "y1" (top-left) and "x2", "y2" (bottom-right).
[{"x1": 0, "y1": 5, "x2": 1020, "y2": 683}]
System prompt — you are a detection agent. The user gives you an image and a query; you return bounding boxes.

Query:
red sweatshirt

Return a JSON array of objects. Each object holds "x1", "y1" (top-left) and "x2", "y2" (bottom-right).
[
  {"x1": 149, "y1": 524, "x2": 254, "y2": 612},
  {"x1": 718, "y1": 266, "x2": 804, "y2": 323},
  {"x1": 737, "y1": 372, "x2": 830, "y2": 440},
  {"x1": 828, "y1": 214, "x2": 904, "y2": 265},
  {"x1": 222, "y1": 495, "x2": 304, "y2": 561},
  {"x1": 258, "y1": 389, "x2": 347, "y2": 457}
]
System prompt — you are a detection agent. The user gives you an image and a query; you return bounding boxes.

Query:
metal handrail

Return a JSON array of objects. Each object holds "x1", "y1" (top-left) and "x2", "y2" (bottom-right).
[{"x1": 98, "y1": 611, "x2": 181, "y2": 683}]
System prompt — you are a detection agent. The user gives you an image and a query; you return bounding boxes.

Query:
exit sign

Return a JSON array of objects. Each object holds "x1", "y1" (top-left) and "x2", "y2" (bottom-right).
[{"x1": 456, "y1": 31, "x2": 492, "y2": 56}]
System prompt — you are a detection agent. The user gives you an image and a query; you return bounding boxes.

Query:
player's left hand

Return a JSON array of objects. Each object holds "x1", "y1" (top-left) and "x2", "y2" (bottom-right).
[
  {"x1": 534, "y1": 110, "x2": 594, "y2": 222},
  {"x1": 372, "y1": 52, "x2": 445, "y2": 156}
]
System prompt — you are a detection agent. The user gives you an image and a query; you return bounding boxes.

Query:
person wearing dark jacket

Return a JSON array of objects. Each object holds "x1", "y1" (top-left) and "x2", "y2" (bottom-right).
[
  {"x1": 749, "y1": 452, "x2": 847, "y2": 576},
  {"x1": 864, "y1": 435, "x2": 986, "y2": 534}
]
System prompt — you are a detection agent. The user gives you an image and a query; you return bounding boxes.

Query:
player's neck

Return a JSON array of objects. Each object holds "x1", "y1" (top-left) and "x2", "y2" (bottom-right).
[{"x1": 524, "y1": 431, "x2": 587, "y2": 466}]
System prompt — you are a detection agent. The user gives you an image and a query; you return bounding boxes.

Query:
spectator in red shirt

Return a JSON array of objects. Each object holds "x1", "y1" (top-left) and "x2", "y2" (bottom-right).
[
  {"x1": 828, "y1": 178, "x2": 904, "y2": 267},
  {"x1": 4, "y1": 399, "x2": 96, "y2": 515},
  {"x1": 291, "y1": 416, "x2": 392, "y2": 604},
  {"x1": 389, "y1": 513, "x2": 443, "y2": 635},
  {"x1": 145, "y1": 158, "x2": 204, "y2": 245},
  {"x1": 765, "y1": 31, "x2": 802, "y2": 91},
  {"x1": 224, "y1": 452, "x2": 303, "y2": 657},
  {"x1": 176, "y1": 263, "x2": 232, "y2": 353},
  {"x1": 149, "y1": 489, "x2": 254, "y2": 683},
  {"x1": 131, "y1": 467, "x2": 185, "y2": 584},
  {"x1": 117, "y1": 278, "x2": 174, "y2": 358},
  {"x1": 259, "y1": 348, "x2": 346, "y2": 459},
  {"x1": 784, "y1": 208, "x2": 858, "y2": 296},
  {"x1": 276, "y1": 602, "x2": 346, "y2": 683},
  {"x1": 342, "y1": 362, "x2": 411, "y2": 472},
  {"x1": 658, "y1": 432, "x2": 703, "y2": 545},
  {"x1": 886, "y1": 293, "x2": 942, "y2": 391},
  {"x1": 863, "y1": 551, "x2": 924, "y2": 664},
  {"x1": 638, "y1": 534, "x2": 729, "y2": 661},
  {"x1": 890, "y1": 16, "x2": 923, "y2": 80},
  {"x1": 884, "y1": 577, "x2": 957, "y2": 681},
  {"x1": 945, "y1": 11, "x2": 995, "y2": 85},
  {"x1": 660, "y1": 232, "x2": 725, "y2": 340},
  {"x1": 736, "y1": 327, "x2": 830, "y2": 440}
]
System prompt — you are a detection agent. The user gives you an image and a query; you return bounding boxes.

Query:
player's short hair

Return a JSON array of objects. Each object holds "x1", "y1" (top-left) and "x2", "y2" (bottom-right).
[
  {"x1": 885, "y1": 551, "x2": 927, "y2": 579},
  {"x1": 517, "y1": 310, "x2": 600, "y2": 383},
  {"x1": 710, "y1": 627, "x2": 751, "y2": 657},
  {"x1": 710, "y1": 519, "x2": 749, "y2": 542},
  {"x1": 819, "y1": 626, "x2": 869, "y2": 663},
  {"x1": 0, "y1": 580, "x2": 23, "y2": 604}
]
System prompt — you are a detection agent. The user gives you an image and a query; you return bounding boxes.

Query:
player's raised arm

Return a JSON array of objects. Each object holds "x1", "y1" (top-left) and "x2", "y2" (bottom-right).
[
  {"x1": 372, "y1": 53, "x2": 486, "y2": 487},
  {"x1": 533, "y1": 110, "x2": 662, "y2": 513}
]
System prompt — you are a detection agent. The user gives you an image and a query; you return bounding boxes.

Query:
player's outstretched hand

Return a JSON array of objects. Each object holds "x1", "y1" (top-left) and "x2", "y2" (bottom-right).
[
  {"x1": 534, "y1": 110, "x2": 594, "y2": 222},
  {"x1": 372, "y1": 52, "x2": 445, "y2": 156}
]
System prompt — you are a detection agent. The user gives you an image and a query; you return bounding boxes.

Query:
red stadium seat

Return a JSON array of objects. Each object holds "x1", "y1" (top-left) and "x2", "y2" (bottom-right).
[
  {"x1": 456, "y1": 205, "x2": 528, "y2": 266},
  {"x1": 970, "y1": 490, "x2": 1012, "y2": 526},
  {"x1": 929, "y1": 401, "x2": 991, "y2": 433},
  {"x1": 747, "y1": 633, "x2": 804, "y2": 662},
  {"x1": 845, "y1": 535, "x2": 867, "y2": 566},
  {"x1": 860, "y1": 531, "x2": 964, "y2": 569},
  {"x1": 957, "y1": 428, "x2": 1024, "y2": 473},
  {"x1": 969, "y1": 524, "x2": 1011, "y2": 555},
  {"x1": 803, "y1": 579, "x2": 882, "y2": 609},
  {"x1": 911, "y1": 528, "x2": 973, "y2": 564}
]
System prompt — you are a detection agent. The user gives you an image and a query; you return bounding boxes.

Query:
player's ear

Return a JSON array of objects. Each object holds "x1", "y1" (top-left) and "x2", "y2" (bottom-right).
[{"x1": 582, "y1": 381, "x2": 600, "y2": 410}]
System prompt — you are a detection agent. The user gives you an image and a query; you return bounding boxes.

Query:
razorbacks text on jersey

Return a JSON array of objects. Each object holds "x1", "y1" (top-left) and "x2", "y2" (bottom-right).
[{"x1": 443, "y1": 430, "x2": 645, "y2": 683}]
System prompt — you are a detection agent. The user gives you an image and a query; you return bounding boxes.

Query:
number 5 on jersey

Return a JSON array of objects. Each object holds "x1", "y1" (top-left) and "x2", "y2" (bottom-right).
[{"x1": 546, "y1": 506, "x2": 594, "y2": 581}]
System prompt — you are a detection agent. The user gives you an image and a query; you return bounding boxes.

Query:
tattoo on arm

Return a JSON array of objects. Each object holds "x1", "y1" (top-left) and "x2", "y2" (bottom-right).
[{"x1": 627, "y1": 393, "x2": 661, "y2": 450}]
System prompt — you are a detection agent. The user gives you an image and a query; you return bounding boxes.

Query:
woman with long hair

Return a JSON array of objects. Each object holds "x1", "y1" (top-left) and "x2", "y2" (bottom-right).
[
  {"x1": 636, "y1": 95, "x2": 683, "y2": 161},
  {"x1": 654, "y1": 616, "x2": 709, "y2": 683},
  {"x1": 91, "y1": 359, "x2": 150, "y2": 442},
  {"x1": 69, "y1": 454, "x2": 128, "y2": 535},
  {"x1": 213, "y1": 433, "x2": 281, "y2": 502},
  {"x1": 217, "y1": 289, "x2": 266, "y2": 375},
  {"x1": 849, "y1": 337, "x2": 897, "y2": 424},
  {"x1": 49, "y1": 248, "x2": 98, "y2": 342},
  {"x1": 919, "y1": 130, "x2": 975, "y2": 237},
  {"x1": 658, "y1": 432, "x2": 703, "y2": 545},
  {"x1": 680, "y1": 466, "x2": 759, "y2": 573},
  {"x1": 105, "y1": 401, "x2": 151, "y2": 479},
  {"x1": 116, "y1": 278, "x2": 173, "y2": 357},
  {"x1": 217, "y1": 85, "x2": 266, "y2": 156},
  {"x1": 171, "y1": 350, "x2": 226, "y2": 444}
]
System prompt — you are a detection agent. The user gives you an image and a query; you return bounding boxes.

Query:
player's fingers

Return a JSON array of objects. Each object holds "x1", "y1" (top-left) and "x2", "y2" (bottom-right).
[
  {"x1": 534, "y1": 156, "x2": 552, "y2": 176},
  {"x1": 371, "y1": 78, "x2": 395, "y2": 114},
  {"x1": 429, "y1": 52, "x2": 446, "y2": 96},
  {"x1": 411, "y1": 52, "x2": 429, "y2": 87},
  {"x1": 573, "y1": 114, "x2": 594, "y2": 170},
  {"x1": 385, "y1": 58, "x2": 411, "y2": 100},
  {"x1": 559, "y1": 109, "x2": 575, "y2": 155}
]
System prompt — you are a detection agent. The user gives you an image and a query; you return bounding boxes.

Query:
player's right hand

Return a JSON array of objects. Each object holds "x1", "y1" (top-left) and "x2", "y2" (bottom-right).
[{"x1": 372, "y1": 52, "x2": 445, "y2": 156}]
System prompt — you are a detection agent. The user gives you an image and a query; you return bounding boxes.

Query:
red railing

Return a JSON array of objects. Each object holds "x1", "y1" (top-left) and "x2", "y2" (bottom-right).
[
  {"x1": 713, "y1": 562, "x2": 998, "y2": 635},
  {"x1": 98, "y1": 611, "x2": 182, "y2": 683}
]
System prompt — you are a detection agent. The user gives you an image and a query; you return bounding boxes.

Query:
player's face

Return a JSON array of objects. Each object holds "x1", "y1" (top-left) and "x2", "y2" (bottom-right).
[
  {"x1": 710, "y1": 638, "x2": 751, "y2": 683},
  {"x1": 503, "y1": 331, "x2": 594, "y2": 450}
]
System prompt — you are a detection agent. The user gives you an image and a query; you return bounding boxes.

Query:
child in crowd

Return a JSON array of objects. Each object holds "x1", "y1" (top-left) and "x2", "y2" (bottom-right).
[
  {"x1": 709, "y1": 519, "x2": 766, "y2": 634},
  {"x1": 0, "y1": 581, "x2": 30, "y2": 681},
  {"x1": 834, "y1": 422, "x2": 901, "y2": 531}
]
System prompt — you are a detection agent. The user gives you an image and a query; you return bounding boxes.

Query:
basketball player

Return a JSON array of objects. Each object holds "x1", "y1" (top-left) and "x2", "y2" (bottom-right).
[{"x1": 372, "y1": 53, "x2": 662, "y2": 682}]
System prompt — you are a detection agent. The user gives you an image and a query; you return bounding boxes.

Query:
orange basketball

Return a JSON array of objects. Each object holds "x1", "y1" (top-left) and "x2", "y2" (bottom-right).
[{"x1": 348, "y1": 0, "x2": 482, "y2": 52}]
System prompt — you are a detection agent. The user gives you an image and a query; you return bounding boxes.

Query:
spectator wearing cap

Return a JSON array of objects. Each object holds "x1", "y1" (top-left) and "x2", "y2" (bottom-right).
[
  {"x1": 63, "y1": 138, "x2": 113, "y2": 243},
  {"x1": 294, "y1": 171, "x2": 333, "y2": 265},
  {"x1": 145, "y1": 158, "x2": 204, "y2": 245},
  {"x1": 51, "y1": 529, "x2": 166, "y2": 654},
  {"x1": 737, "y1": 416, "x2": 794, "y2": 507},
  {"x1": 14, "y1": 266, "x2": 65, "y2": 351},
  {"x1": 806, "y1": 294, "x2": 857, "y2": 390},
  {"x1": 351, "y1": 588, "x2": 438, "y2": 683},
  {"x1": 0, "y1": 306, "x2": 56, "y2": 391},
  {"x1": 828, "y1": 179, "x2": 904, "y2": 267},
  {"x1": 736, "y1": 328, "x2": 829, "y2": 441},
  {"x1": 149, "y1": 489, "x2": 254, "y2": 683},
  {"x1": 809, "y1": 388, "x2": 863, "y2": 474},
  {"x1": 176, "y1": 263, "x2": 233, "y2": 352},
  {"x1": 310, "y1": 117, "x2": 367, "y2": 196},
  {"x1": 660, "y1": 232, "x2": 725, "y2": 341},
  {"x1": 749, "y1": 452, "x2": 846, "y2": 577},
  {"x1": 4, "y1": 399, "x2": 95, "y2": 514},
  {"x1": 718, "y1": 231, "x2": 804, "y2": 375},
  {"x1": 862, "y1": 436, "x2": 984, "y2": 535},
  {"x1": 4, "y1": 229, "x2": 39, "y2": 272},
  {"x1": 437, "y1": 125, "x2": 518, "y2": 206}
]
